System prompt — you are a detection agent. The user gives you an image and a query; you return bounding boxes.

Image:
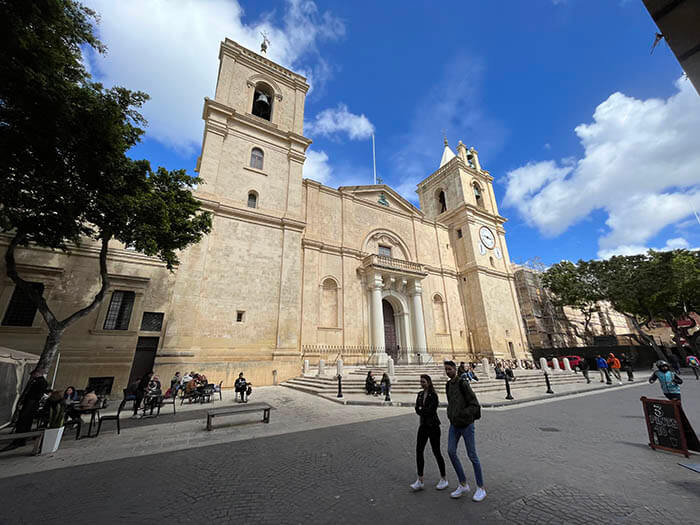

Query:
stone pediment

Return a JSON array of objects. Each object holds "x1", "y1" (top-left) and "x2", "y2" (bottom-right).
[{"x1": 338, "y1": 185, "x2": 423, "y2": 217}]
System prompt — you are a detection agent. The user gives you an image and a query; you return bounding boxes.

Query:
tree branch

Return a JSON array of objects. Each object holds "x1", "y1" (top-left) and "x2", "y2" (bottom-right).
[
  {"x1": 59, "y1": 236, "x2": 110, "y2": 329},
  {"x1": 4, "y1": 232, "x2": 59, "y2": 330}
]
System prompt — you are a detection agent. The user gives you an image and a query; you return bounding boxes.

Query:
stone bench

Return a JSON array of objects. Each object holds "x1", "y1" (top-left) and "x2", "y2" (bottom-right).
[
  {"x1": 0, "y1": 430, "x2": 44, "y2": 455},
  {"x1": 206, "y1": 402, "x2": 273, "y2": 431}
]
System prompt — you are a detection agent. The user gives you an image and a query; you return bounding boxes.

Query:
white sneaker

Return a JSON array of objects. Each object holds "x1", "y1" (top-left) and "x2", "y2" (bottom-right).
[
  {"x1": 410, "y1": 479, "x2": 424, "y2": 491},
  {"x1": 472, "y1": 487, "x2": 487, "y2": 502},
  {"x1": 450, "y1": 484, "x2": 470, "y2": 498},
  {"x1": 436, "y1": 479, "x2": 449, "y2": 490}
]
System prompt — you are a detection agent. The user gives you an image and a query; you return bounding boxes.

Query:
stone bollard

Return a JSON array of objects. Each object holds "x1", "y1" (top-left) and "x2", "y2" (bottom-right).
[
  {"x1": 551, "y1": 357, "x2": 560, "y2": 372},
  {"x1": 518, "y1": 359, "x2": 525, "y2": 369},
  {"x1": 387, "y1": 356, "x2": 395, "y2": 377},
  {"x1": 481, "y1": 358, "x2": 491, "y2": 379},
  {"x1": 539, "y1": 357, "x2": 548, "y2": 372},
  {"x1": 562, "y1": 357, "x2": 572, "y2": 372},
  {"x1": 336, "y1": 358, "x2": 343, "y2": 378},
  {"x1": 317, "y1": 359, "x2": 325, "y2": 377},
  {"x1": 303, "y1": 359, "x2": 310, "y2": 375}
]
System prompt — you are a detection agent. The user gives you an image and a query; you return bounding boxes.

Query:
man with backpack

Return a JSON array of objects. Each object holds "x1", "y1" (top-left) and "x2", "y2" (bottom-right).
[
  {"x1": 444, "y1": 360, "x2": 486, "y2": 502},
  {"x1": 687, "y1": 354, "x2": 699, "y2": 380}
]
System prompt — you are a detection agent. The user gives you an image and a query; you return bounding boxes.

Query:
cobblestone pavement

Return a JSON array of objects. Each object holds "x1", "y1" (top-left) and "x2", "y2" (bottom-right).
[{"x1": 0, "y1": 379, "x2": 698, "y2": 524}]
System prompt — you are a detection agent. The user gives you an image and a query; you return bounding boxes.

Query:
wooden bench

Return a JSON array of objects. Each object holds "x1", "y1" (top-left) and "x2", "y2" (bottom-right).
[
  {"x1": 0, "y1": 430, "x2": 44, "y2": 455},
  {"x1": 206, "y1": 402, "x2": 273, "y2": 431}
]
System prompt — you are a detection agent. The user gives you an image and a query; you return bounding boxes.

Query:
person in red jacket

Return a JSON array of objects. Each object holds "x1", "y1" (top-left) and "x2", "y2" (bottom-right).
[{"x1": 607, "y1": 353, "x2": 622, "y2": 384}]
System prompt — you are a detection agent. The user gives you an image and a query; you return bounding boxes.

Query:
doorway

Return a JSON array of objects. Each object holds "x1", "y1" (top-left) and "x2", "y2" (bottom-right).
[
  {"x1": 128, "y1": 336, "x2": 159, "y2": 386},
  {"x1": 383, "y1": 299, "x2": 399, "y2": 361}
]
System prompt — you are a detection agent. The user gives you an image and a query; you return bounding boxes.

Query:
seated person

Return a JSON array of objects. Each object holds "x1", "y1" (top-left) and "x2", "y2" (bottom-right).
[
  {"x1": 234, "y1": 372, "x2": 248, "y2": 402},
  {"x1": 63, "y1": 386, "x2": 79, "y2": 404},
  {"x1": 365, "y1": 372, "x2": 380, "y2": 395},
  {"x1": 79, "y1": 387, "x2": 98, "y2": 409},
  {"x1": 494, "y1": 365, "x2": 506, "y2": 380},
  {"x1": 466, "y1": 366, "x2": 479, "y2": 382}
]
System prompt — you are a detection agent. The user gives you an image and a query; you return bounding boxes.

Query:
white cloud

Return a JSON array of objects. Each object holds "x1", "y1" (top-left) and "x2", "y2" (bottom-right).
[
  {"x1": 504, "y1": 77, "x2": 700, "y2": 258},
  {"x1": 305, "y1": 103, "x2": 374, "y2": 140},
  {"x1": 303, "y1": 149, "x2": 332, "y2": 184},
  {"x1": 597, "y1": 237, "x2": 696, "y2": 259},
  {"x1": 84, "y1": 0, "x2": 344, "y2": 154}
]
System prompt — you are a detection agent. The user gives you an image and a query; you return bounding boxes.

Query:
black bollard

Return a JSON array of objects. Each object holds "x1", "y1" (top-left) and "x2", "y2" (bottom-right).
[
  {"x1": 544, "y1": 371, "x2": 554, "y2": 394},
  {"x1": 384, "y1": 385, "x2": 391, "y2": 402},
  {"x1": 337, "y1": 375, "x2": 343, "y2": 398},
  {"x1": 505, "y1": 374, "x2": 514, "y2": 400}
]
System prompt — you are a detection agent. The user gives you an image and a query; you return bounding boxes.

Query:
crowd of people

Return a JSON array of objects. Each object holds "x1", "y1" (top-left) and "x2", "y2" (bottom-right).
[{"x1": 365, "y1": 371, "x2": 391, "y2": 396}]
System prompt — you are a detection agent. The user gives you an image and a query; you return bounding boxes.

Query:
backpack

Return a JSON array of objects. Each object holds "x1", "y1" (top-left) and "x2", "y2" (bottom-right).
[{"x1": 446, "y1": 378, "x2": 481, "y2": 421}]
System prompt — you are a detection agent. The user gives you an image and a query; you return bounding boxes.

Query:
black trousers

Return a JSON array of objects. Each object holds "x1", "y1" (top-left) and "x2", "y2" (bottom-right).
[
  {"x1": 133, "y1": 392, "x2": 145, "y2": 415},
  {"x1": 625, "y1": 367, "x2": 634, "y2": 381},
  {"x1": 416, "y1": 425, "x2": 446, "y2": 477},
  {"x1": 581, "y1": 370, "x2": 590, "y2": 383}
]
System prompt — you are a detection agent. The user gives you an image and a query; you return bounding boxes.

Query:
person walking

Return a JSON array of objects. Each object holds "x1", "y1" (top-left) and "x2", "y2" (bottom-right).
[
  {"x1": 686, "y1": 354, "x2": 699, "y2": 380},
  {"x1": 620, "y1": 353, "x2": 634, "y2": 382},
  {"x1": 410, "y1": 374, "x2": 448, "y2": 492},
  {"x1": 595, "y1": 355, "x2": 612, "y2": 384},
  {"x1": 578, "y1": 358, "x2": 591, "y2": 384},
  {"x1": 607, "y1": 353, "x2": 622, "y2": 384},
  {"x1": 649, "y1": 361, "x2": 683, "y2": 401},
  {"x1": 443, "y1": 360, "x2": 486, "y2": 502}
]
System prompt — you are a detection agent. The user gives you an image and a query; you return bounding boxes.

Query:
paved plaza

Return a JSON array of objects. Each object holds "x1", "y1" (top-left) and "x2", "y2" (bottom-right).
[{"x1": 0, "y1": 378, "x2": 698, "y2": 524}]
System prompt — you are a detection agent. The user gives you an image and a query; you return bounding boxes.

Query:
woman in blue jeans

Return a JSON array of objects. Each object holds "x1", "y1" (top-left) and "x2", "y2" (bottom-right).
[{"x1": 443, "y1": 360, "x2": 486, "y2": 501}]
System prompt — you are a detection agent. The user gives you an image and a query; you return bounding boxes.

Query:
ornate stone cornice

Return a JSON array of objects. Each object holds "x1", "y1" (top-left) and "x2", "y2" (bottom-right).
[{"x1": 197, "y1": 197, "x2": 306, "y2": 233}]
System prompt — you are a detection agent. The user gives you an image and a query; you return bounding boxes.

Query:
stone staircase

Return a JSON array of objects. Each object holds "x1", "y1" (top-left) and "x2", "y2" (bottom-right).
[{"x1": 282, "y1": 364, "x2": 586, "y2": 397}]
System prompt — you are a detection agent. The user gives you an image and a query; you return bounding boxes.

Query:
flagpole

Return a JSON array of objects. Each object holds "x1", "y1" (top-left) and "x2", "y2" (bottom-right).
[{"x1": 372, "y1": 133, "x2": 377, "y2": 185}]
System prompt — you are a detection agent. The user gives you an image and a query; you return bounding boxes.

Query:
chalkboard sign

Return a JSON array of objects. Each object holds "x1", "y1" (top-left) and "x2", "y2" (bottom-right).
[{"x1": 640, "y1": 397, "x2": 700, "y2": 458}]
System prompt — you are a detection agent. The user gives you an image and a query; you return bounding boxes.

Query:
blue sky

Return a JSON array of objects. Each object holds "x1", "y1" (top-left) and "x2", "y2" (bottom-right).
[{"x1": 84, "y1": 0, "x2": 700, "y2": 265}]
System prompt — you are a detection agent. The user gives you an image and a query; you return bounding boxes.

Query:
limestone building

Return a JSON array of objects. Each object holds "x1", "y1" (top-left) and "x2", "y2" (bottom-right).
[{"x1": 0, "y1": 40, "x2": 529, "y2": 394}]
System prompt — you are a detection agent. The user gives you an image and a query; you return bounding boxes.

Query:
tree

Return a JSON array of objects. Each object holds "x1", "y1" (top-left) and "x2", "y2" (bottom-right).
[
  {"x1": 1, "y1": 0, "x2": 212, "y2": 372},
  {"x1": 542, "y1": 260, "x2": 603, "y2": 345}
]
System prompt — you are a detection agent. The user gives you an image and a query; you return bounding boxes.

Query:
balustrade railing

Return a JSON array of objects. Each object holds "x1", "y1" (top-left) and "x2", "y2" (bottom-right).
[{"x1": 361, "y1": 254, "x2": 425, "y2": 274}]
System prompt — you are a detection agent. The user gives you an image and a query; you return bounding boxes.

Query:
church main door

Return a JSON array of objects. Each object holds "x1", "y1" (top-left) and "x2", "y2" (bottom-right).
[{"x1": 382, "y1": 299, "x2": 399, "y2": 361}]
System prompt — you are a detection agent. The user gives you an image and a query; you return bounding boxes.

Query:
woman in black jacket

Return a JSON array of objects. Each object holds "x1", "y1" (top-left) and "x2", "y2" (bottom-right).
[{"x1": 411, "y1": 374, "x2": 448, "y2": 491}]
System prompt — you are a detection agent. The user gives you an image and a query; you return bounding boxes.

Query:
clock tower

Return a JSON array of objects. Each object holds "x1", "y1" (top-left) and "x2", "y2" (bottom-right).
[{"x1": 416, "y1": 139, "x2": 528, "y2": 360}]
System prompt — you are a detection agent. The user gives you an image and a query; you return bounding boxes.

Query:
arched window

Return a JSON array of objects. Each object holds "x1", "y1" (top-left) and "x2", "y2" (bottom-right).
[
  {"x1": 432, "y1": 294, "x2": 447, "y2": 334},
  {"x1": 437, "y1": 190, "x2": 447, "y2": 214},
  {"x1": 250, "y1": 148, "x2": 264, "y2": 170},
  {"x1": 320, "y1": 278, "x2": 339, "y2": 327},
  {"x1": 473, "y1": 183, "x2": 485, "y2": 209},
  {"x1": 252, "y1": 82, "x2": 273, "y2": 121},
  {"x1": 247, "y1": 191, "x2": 258, "y2": 209}
]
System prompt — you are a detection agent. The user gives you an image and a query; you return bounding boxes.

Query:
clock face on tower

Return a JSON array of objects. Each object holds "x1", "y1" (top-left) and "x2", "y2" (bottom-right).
[{"x1": 479, "y1": 226, "x2": 495, "y2": 249}]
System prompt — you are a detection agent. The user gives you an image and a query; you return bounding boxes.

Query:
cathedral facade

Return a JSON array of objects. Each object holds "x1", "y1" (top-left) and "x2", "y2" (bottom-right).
[{"x1": 0, "y1": 40, "x2": 529, "y2": 393}]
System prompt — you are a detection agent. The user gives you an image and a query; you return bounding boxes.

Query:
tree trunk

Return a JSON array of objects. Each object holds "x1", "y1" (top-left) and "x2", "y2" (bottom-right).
[
  {"x1": 625, "y1": 314, "x2": 666, "y2": 360},
  {"x1": 4, "y1": 232, "x2": 111, "y2": 375},
  {"x1": 35, "y1": 327, "x2": 64, "y2": 374}
]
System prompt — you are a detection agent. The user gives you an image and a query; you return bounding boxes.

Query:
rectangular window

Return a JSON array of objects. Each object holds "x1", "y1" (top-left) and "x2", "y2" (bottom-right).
[
  {"x1": 378, "y1": 245, "x2": 392, "y2": 258},
  {"x1": 2, "y1": 282, "x2": 44, "y2": 327},
  {"x1": 457, "y1": 229, "x2": 463, "y2": 238},
  {"x1": 236, "y1": 311, "x2": 245, "y2": 323},
  {"x1": 140, "y1": 312, "x2": 164, "y2": 332},
  {"x1": 103, "y1": 291, "x2": 135, "y2": 330}
]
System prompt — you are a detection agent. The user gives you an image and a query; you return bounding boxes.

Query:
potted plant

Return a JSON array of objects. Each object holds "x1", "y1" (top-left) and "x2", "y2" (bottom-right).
[{"x1": 41, "y1": 391, "x2": 66, "y2": 455}]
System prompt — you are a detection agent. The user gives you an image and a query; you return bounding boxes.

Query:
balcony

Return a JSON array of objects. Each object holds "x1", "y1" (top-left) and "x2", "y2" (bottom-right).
[{"x1": 360, "y1": 254, "x2": 426, "y2": 276}]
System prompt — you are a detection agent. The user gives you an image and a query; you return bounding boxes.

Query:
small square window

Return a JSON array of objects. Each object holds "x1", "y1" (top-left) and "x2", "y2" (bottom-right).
[
  {"x1": 457, "y1": 229, "x2": 463, "y2": 239},
  {"x1": 378, "y1": 245, "x2": 392, "y2": 257},
  {"x1": 236, "y1": 311, "x2": 245, "y2": 323}
]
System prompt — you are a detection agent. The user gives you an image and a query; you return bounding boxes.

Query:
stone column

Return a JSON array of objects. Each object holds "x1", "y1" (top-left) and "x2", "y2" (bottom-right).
[
  {"x1": 551, "y1": 357, "x2": 560, "y2": 372},
  {"x1": 481, "y1": 358, "x2": 491, "y2": 379},
  {"x1": 387, "y1": 356, "x2": 395, "y2": 377},
  {"x1": 562, "y1": 358, "x2": 572, "y2": 372},
  {"x1": 317, "y1": 359, "x2": 325, "y2": 377},
  {"x1": 369, "y1": 273, "x2": 387, "y2": 365},
  {"x1": 303, "y1": 359, "x2": 310, "y2": 375},
  {"x1": 336, "y1": 358, "x2": 343, "y2": 377},
  {"x1": 409, "y1": 280, "x2": 428, "y2": 361},
  {"x1": 539, "y1": 357, "x2": 548, "y2": 372}
]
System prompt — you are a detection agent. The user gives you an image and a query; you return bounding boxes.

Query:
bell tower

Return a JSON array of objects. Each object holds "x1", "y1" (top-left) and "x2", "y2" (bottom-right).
[
  {"x1": 416, "y1": 140, "x2": 529, "y2": 360},
  {"x1": 195, "y1": 38, "x2": 311, "y2": 219}
]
